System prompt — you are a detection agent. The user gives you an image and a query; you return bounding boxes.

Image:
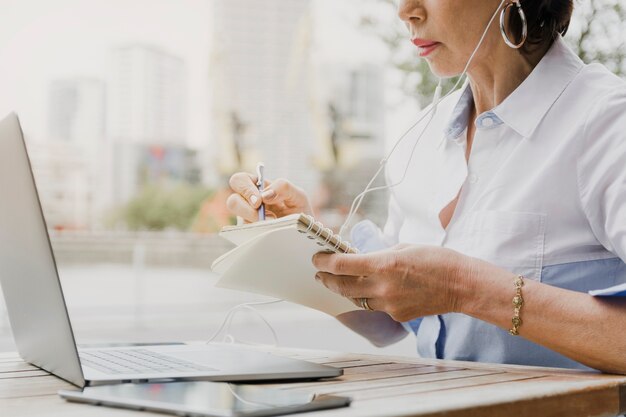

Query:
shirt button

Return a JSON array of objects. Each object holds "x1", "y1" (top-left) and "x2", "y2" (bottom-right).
[
  {"x1": 481, "y1": 117, "x2": 494, "y2": 127},
  {"x1": 468, "y1": 173, "x2": 479, "y2": 184}
]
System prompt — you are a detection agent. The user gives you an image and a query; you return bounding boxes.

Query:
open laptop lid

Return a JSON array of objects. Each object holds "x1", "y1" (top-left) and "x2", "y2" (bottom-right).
[{"x1": 0, "y1": 113, "x2": 85, "y2": 387}]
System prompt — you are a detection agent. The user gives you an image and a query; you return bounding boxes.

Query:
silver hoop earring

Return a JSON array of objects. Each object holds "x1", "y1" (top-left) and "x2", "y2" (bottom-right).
[{"x1": 499, "y1": 0, "x2": 528, "y2": 49}]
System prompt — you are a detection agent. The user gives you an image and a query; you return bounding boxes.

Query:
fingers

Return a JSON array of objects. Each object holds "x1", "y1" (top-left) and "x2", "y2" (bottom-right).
[
  {"x1": 314, "y1": 272, "x2": 374, "y2": 299},
  {"x1": 228, "y1": 172, "x2": 311, "y2": 220},
  {"x1": 226, "y1": 193, "x2": 260, "y2": 223},
  {"x1": 260, "y1": 187, "x2": 277, "y2": 203},
  {"x1": 265, "y1": 177, "x2": 289, "y2": 194},
  {"x1": 229, "y1": 172, "x2": 262, "y2": 209},
  {"x1": 312, "y1": 252, "x2": 380, "y2": 276},
  {"x1": 263, "y1": 178, "x2": 307, "y2": 209}
]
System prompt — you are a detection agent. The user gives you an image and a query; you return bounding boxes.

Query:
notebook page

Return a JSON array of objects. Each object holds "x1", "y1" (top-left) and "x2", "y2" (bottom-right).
[
  {"x1": 219, "y1": 214, "x2": 301, "y2": 246},
  {"x1": 211, "y1": 225, "x2": 294, "y2": 274},
  {"x1": 213, "y1": 226, "x2": 358, "y2": 316}
]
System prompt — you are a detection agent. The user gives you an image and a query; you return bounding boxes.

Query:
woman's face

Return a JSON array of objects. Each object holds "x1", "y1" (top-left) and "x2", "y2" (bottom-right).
[{"x1": 397, "y1": 0, "x2": 503, "y2": 78}]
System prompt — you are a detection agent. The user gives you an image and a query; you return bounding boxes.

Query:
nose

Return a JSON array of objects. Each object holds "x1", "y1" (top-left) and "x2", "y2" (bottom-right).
[{"x1": 397, "y1": 0, "x2": 425, "y2": 24}]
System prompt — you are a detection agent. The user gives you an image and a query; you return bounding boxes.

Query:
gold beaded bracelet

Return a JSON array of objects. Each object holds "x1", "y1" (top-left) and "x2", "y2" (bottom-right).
[{"x1": 509, "y1": 275, "x2": 525, "y2": 336}]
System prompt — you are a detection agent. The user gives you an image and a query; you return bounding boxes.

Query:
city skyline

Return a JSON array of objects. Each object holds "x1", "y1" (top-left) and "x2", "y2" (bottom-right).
[
  {"x1": 39, "y1": 43, "x2": 201, "y2": 228},
  {"x1": 0, "y1": 0, "x2": 412, "y2": 150},
  {"x1": 0, "y1": 0, "x2": 419, "y2": 231},
  {"x1": 0, "y1": 0, "x2": 212, "y2": 150}
]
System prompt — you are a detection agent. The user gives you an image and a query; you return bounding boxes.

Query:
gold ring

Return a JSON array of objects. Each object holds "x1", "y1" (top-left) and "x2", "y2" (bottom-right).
[{"x1": 359, "y1": 298, "x2": 373, "y2": 311}]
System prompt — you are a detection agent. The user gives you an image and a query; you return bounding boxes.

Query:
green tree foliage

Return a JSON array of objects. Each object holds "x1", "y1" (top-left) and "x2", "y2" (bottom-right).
[
  {"x1": 120, "y1": 184, "x2": 213, "y2": 231},
  {"x1": 361, "y1": 0, "x2": 626, "y2": 105},
  {"x1": 566, "y1": 0, "x2": 626, "y2": 74}
]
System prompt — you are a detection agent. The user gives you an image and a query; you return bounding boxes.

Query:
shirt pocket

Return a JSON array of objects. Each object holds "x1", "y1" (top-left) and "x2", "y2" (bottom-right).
[{"x1": 463, "y1": 211, "x2": 547, "y2": 281}]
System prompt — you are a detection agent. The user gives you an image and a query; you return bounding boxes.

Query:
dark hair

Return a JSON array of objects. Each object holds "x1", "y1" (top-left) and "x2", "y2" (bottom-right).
[{"x1": 508, "y1": 0, "x2": 574, "y2": 51}]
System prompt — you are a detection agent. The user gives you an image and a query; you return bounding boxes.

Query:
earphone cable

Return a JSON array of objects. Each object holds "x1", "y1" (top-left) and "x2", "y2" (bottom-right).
[
  {"x1": 339, "y1": 0, "x2": 507, "y2": 238},
  {"x1": 206, "y1": 300, "x2": 282, "y2": 346}
]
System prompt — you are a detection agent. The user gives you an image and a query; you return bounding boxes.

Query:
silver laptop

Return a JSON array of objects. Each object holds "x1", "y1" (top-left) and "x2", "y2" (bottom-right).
[{"x1": 0, "y1": 113, "x2": 341, "y2": 387}]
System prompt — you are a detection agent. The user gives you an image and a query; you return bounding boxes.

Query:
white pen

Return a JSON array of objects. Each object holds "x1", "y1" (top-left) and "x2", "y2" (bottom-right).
[{"x1": 256, "y1": 162, "x2": 265, "y2": 221}]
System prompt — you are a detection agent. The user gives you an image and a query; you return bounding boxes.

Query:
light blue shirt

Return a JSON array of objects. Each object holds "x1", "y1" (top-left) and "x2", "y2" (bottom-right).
[{"x1": 354, "y1": 37, "x2": 626, "y2": 370}]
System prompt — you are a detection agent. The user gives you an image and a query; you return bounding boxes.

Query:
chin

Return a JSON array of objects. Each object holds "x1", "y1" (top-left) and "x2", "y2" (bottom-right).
[{"x1": 425, "y1": 59, "x2": 465, "y2": 79}]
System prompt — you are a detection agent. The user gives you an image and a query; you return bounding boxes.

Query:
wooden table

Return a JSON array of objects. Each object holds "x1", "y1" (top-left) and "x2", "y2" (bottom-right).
[{"x1": 1, "y1": 346, "x2": 625, "y2": 417}]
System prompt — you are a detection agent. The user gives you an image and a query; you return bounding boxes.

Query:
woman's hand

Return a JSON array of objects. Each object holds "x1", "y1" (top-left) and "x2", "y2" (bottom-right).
[
  {"x1": 226, "y1": 172, "x2": 313, "y2": 222},
  {"x1": 312, "y1": 244, "x2": 476, "y2": 322}
]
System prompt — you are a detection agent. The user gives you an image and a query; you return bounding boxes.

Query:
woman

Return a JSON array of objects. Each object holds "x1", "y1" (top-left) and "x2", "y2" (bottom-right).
[{"x1": 226, "y1": 0, "x2": 626, "y2": 374}]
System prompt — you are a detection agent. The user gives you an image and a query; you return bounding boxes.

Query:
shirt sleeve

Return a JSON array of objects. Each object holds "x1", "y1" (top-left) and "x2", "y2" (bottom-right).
[
  {"x1": 577, "y1": 89, "x2": 626, "y2": 264},
  {"x1": 350, "y1": 192, "x2": 404, "y2": 253}
]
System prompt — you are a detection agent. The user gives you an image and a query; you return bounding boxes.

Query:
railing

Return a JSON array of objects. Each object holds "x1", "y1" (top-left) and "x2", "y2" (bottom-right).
[{"x1": 48, "y1": 230, "x2": 235, "y2": 268}]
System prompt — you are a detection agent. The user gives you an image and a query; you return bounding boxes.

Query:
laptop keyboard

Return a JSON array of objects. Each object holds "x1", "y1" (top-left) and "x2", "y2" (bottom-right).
[{"x1": 79, "y1": 348, "x2": 217, "y2": 375}]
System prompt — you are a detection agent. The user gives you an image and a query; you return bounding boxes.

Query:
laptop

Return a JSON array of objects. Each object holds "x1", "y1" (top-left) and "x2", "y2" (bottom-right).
[{"x1": 0, "y1": 113, "x2": 341, "y2": 387}]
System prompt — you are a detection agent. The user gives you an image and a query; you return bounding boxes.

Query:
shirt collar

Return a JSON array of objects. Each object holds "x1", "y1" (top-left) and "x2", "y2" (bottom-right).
[
  {"x1": 443, "y1": 85, "x2": 505, "y2": 140},
  {"x1": 443, "y1": 36, "x2": 585, "y2": 140},
  {"x1": 493, "y1": 36, "x2": 584, "y2": 138},
  {"x1": 444, "y1": 85, "x2": 475, "y2": 139}
]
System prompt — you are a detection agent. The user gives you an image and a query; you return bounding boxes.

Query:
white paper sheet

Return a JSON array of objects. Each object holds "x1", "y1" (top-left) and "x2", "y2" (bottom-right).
[
  {"x1": 218, "y1": 214, "x2": 301, "y2": 246},
  {"x1": 212, "y1": 226, "x2": 358, "y2": 316}
]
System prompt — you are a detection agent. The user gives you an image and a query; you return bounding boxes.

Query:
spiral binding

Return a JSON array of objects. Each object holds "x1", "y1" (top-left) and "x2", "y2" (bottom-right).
[
  {"x1": 318, "y1": 228, "x2": 334, "y2": 246},
  {"x1": 332, "y1": 238, "x2": 343, "y2": 251},
  {"x1": 313, "y1": 222, "x2": 325, "y2": 239},
  {"x1": 303, "y1": 219, "x2": 315, "y2": 234},
  {"x1": 297, "y1": 214, "x2": 357, "y2": 254}
]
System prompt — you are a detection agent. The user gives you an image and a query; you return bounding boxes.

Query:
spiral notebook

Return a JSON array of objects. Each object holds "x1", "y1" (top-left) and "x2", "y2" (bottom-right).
[{"x1": 211, "y1": 213, "x2": 360, "y2": 316}]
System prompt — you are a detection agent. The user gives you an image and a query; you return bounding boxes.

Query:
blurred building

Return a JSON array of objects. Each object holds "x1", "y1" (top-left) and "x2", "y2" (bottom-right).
[
  {"x1": 107, "y1": 45, "x2": 186, "y2": 145},
  {"x1": 30, "y1": 78, "x2": 107, "y2": 230},
  {"x1": 48, "y1": 78, "x2": 105, "y2": 144},
  {"x1": 27, "y1": 141, "x2": 94, "y2": 230},
  {"x1": 105, "y1": 45, "x2": 193, "y2": 207},
  {"x1": 110, "y1": 143, "x2": 201, "y2": 207},
  {"x1": 210, "y1": 0, "x2": 319, "y2": 191}
]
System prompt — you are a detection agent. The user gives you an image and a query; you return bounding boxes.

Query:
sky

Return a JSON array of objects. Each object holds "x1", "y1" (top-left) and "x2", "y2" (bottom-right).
[
  {"x1": 0, "y1": 0, "x2": 418, "y2": 150},
  {"x1": 0, "y1": 0, "x2": 212, "y2": 147}
]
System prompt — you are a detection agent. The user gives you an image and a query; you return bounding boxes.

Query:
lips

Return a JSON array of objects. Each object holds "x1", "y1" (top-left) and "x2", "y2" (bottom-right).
[
  {"x1": 411, "y1": 38, "x2": 438, "y2": 48},
  {"x1": 411, "y1": 38, "x2": 441, "y2": 57}
]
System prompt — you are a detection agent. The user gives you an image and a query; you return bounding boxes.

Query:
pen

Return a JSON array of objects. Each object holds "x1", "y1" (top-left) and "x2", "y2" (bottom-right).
[{"x1": 256, "y1": 162, "x2": 265, "y2": 221}]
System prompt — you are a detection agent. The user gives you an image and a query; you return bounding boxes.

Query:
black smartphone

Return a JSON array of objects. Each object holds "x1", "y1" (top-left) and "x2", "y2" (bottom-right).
[{"x1": 59, "y1": 381, "x2": 351, "y2": 417}]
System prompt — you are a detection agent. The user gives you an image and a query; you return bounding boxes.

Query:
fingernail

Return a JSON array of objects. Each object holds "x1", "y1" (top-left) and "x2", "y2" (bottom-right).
[
  {"x1": 261, "y1": 189, "x2": 276, "y2": 200},
  {"x1": 250, "y1": 195, "x2": 258, "y2": 205}
]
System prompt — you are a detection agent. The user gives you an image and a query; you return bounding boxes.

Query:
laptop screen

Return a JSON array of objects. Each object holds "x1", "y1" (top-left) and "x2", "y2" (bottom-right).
[{"x1": 0, "y1": 113, "x2": 85, "y2": 387}]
